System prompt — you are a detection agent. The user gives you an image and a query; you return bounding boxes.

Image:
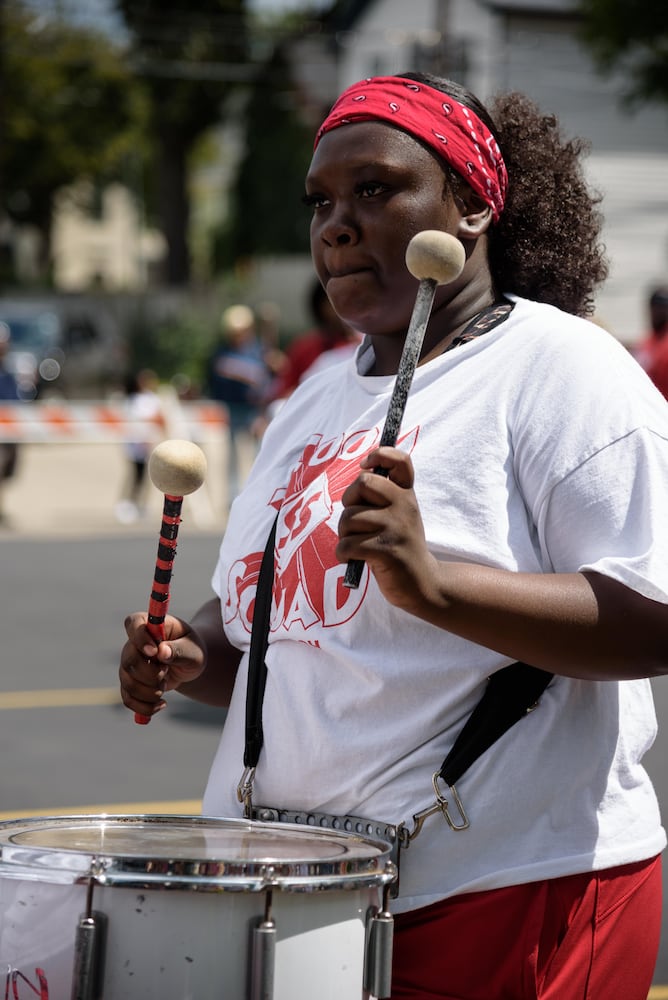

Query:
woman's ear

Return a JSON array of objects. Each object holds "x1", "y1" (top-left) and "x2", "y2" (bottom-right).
[{"x1": 456, "y1": 192, "x2": 493, "y2": 239}]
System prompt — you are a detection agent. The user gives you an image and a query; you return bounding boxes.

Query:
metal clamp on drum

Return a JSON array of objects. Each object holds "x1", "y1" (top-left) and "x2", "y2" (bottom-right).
[{"x1": 250, "y1": 804, "x2": 401, "y2": 895}]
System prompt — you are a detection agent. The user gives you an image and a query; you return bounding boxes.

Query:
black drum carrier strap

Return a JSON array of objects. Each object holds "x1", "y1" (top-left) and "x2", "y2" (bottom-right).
[{"x1": 238, "y1": 512, "x2": 554, "y2": 841}]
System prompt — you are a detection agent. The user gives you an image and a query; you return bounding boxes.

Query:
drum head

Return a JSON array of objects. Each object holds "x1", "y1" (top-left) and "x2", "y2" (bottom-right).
[{"x1": 0, "y1": 814, "x2": 395, "y2": 892}]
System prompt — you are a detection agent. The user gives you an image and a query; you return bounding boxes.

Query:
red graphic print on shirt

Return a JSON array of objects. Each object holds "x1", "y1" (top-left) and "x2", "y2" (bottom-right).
[{"x1": 224, "y1": 424, "x2": 419, "y2": 635}]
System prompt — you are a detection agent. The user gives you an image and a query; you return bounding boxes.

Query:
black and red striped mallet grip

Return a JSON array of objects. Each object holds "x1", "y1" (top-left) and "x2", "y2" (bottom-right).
[{"x1": 133, "y1": 440, "x2": 207, "y2": 725}]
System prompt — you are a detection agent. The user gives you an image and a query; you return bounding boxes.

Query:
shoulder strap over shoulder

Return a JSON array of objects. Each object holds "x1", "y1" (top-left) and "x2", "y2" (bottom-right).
[{"x1": 438, "y1": 661, "x2": 553, "y2": 787}]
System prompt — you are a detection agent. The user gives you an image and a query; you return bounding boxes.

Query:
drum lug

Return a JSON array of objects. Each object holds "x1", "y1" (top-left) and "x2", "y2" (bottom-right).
[
  {"x1": 363, "y1": 887, "x2": 394, "y2": 1000},
  {"x1": 71, "y1": 910, "x2": 107, "y2": 1000},
  {"x1": 249, "y1": 889, "x2": 276, "y2": 1000}
]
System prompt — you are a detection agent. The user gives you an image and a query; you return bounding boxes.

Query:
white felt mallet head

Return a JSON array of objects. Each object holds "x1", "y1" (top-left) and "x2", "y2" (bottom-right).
[
  {"x1": 405, "y1": 230, "x2": 466, "y2": 286},
  {"x1": 148, "y1": 439, "x2": 207, "y2": 497}
]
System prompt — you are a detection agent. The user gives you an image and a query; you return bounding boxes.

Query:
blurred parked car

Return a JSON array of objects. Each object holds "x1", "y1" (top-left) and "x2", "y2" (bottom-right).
[
  {"x1": 0, "y1": 299, "x2": 127, "y2": 399},
  {"x1": 0, "y1": 306, "x2": 63, "y2": 399}
]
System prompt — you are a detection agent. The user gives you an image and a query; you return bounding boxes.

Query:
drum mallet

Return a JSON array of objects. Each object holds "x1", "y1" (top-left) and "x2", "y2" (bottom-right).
[
  {"x1": 343, "y1": 229, "x2": 466, "y2": 589},
  {"x1": 134, "y1": 438, "x2": 207, "y2": 725}
]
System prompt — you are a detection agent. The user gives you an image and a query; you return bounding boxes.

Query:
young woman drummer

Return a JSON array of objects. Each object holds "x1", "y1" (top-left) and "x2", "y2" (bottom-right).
[{"x1": 120, "y1": 72, "x2": 668, "y2": 999}]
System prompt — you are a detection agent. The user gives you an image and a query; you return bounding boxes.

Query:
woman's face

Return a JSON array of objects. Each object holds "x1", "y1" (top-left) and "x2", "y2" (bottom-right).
[{"x1": 305, "y1": 122, "x2": 462, "y2": 340}]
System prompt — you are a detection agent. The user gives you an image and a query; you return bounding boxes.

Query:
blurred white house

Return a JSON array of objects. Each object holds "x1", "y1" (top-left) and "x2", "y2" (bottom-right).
[
  {"x1": 51, "y1": 182, "x2": 166, "y2": 292},
  {"x1": 319, "y1": 0, "x2": 668, "y2": 344}
]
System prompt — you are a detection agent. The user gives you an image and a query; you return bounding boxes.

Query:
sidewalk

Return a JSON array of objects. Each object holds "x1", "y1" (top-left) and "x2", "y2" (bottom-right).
[{"x1": 0, "y1": 440, "x2": 229, "y2": 538}]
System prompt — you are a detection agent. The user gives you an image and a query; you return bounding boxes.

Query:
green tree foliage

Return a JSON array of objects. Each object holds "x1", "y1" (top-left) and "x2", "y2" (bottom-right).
[
  {"x1": 128, "y1": 307, "x2": 216, "y2": 389},
  {"x1": 578, "y1": 0, "x2": 668, "y2": 105},
  {"x1": 222, "y1": 45, "x2": 314, "y2": 265},
  {"x1": 1, "y1": 1, "x2": 147, "y2": 277},
  {"x1": 114, "y1": 0, "x2": 249, "y2": 286}
]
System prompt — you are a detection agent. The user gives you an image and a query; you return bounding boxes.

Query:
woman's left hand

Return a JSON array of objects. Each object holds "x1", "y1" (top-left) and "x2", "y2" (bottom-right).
[{"x1": 337, "y1": 446, "x2": 438, "y2": 611}]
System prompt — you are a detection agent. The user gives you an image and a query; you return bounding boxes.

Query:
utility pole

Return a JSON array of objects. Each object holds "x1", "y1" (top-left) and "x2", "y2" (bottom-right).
[{"x1": 434, "y1": 0, "x2": 451, "y2": 76}]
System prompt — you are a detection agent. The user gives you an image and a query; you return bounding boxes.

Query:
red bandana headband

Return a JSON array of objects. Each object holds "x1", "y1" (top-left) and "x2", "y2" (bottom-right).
[{"x1": 314, "y1": 76, "x2": 508, "y2": 223}]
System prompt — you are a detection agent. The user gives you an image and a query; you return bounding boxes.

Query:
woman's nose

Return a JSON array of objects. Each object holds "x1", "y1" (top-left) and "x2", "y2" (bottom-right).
[{"x1": 319, "y1": 209, "x2": 359, "y2": 248}]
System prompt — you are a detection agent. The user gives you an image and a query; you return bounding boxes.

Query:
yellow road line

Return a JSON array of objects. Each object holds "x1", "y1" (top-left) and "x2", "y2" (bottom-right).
[
  {"x1": 0, "y1": 800, "x2": 203, "y2": 822},
  {"x1": 649, "y1": 990, "x2": 668, "y2": 999},
  {"x1": 0, "y1": 687, "x2": 120, "y2": 709}
]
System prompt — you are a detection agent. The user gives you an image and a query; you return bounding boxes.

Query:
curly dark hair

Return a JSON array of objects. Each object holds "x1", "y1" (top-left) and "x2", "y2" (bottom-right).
[{"x1": 401, "y1": 72, "x2": 609, "y2": 317}]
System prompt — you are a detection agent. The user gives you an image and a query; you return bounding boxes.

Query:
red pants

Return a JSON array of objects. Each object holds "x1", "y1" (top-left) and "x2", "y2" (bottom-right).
[{"x1": 391, "y1": 855, "x2": 662, "y2": 1000}]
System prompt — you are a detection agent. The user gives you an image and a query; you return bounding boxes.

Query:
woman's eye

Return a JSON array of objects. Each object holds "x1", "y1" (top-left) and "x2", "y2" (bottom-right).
[
  {"x1": 302, "y1": 193, "x2": 329, "y2": 210},
  {"x1": 357, "y1": 181, "x2": 386, "y2": 198}
]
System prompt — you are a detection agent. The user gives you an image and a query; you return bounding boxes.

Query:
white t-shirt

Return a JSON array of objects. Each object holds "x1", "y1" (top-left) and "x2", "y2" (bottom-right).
[{"x1": 203, "y1": 296, "x2": 668, "y2": 913}]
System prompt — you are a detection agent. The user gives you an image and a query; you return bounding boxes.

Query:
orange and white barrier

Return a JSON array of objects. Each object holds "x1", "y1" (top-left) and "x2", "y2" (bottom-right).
[{"x1": 0, "y1": 400, "x2": 228, "y2": 444}]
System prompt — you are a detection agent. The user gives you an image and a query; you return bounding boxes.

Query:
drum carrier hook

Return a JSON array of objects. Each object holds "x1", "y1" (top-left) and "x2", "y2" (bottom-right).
[
  {"x1": 237, "y1": 765, "x2": 257, "y2": 817},
  {"x1": 398, "y1": 772, "x2": 469, "y2": 851}
]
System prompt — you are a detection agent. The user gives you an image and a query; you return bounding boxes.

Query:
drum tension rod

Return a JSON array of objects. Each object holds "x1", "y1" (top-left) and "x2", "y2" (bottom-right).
[
  {"x1": 364, "y1": 882, "x2": 394, "y2": 1000},
  {"x1": 249, "y1": 888, "x2": 276, "y2": 1000},
  {"x1": 71, "y1": 877, "x2": 108, "y2": 1000}
]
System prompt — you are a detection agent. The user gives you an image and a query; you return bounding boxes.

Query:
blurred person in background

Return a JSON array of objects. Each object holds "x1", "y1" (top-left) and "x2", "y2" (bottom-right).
[
  {"x1": 208, "y1": 304, "x2": 271, "y2": 507},
  {"x1": 266, "y1": 280, "x2": 359, "y2": 407},
  {"x1": 0, "y1": 324, "x2": 22, "y2": 526},
  {"x1": 631, "y1": 285, "x2": 668, "y2": 376},
  {"x1": 647, "y1": 324, "x2": 668, "y2": 402},
  {"x1": 298, "y1": 324, "x2": 363, "y2": 383},
  {"x1": 255, "y1": 300, "x2": 287, "y2": 384},
  {"x1": 115, "y1": 369, "x2": 165, "y2": 524}
]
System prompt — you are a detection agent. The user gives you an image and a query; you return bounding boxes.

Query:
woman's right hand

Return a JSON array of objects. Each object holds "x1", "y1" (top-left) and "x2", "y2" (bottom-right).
[{"x1": 119, "y1": 612, "x2": 207, "y2": 719}]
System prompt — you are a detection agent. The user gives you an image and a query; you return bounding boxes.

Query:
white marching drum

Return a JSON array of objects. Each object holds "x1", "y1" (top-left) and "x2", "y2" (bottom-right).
[{"x1": 0, "y1": 813, "x2": 396, "y2": 1000}]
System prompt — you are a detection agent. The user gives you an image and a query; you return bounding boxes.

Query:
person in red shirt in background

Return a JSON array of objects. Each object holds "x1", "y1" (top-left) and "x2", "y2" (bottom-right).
[
  {"x1": 641, "y1": 288, "x2": 668, "y2": 400},
  {"x1": 267, "y1": 280, "x2": 357, "y2": 405},
  {"x1": 631, "y1": 286, "x2": 668, "y2": 384},
  {"x1": 648, "y1": 343, "x2": 668, "y2": 400}
]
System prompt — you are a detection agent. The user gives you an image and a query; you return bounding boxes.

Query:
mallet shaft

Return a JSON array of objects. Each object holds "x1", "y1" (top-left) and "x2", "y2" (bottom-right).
[{"x1": 344, "y1": 278, "x2": 437, "y2": 589}]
